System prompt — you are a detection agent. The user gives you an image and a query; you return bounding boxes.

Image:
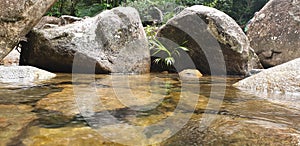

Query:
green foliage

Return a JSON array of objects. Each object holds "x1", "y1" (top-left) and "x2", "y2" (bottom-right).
[
  {"x1": 144, "y1": 25, "x2": 158, "y2": 40},
  {"x1": 145, "y1": 25, "x2": 189, "y2": 67},
  {"x1": 46, "y1": 0, "x2": 269, "y2": 28},
  {"x1": 75, "y1": 3, "x2": 112, "y2": 17},
  {"x1": 122, "y1": 0, "x2": 182, "y2": 24},
  {"x1": 46, "y1": 0, "x2": 66, "y2": 17},
  {"x1": 167, "y1": 0, "x2": 268, "y2": 26},
  {"x1": 46, "y1": 0, "x2": 123, "y2": 17},
  {"x1": 181, "y1": 0, "x2": 268, "y2": 26},
  {"x1": 150, "y1": 38, "x2": 189, "y2": 66}
]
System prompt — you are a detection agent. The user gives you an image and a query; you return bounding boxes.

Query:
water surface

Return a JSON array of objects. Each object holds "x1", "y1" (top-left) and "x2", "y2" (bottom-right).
[{"x1": 0, "y1": 73, "x2": 299, "y2": 145}]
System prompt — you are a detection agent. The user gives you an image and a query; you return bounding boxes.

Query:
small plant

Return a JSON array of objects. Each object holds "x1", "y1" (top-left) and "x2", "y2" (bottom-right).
[
  {"x1": 144, "y1": 25, "x2": 158, "y2": 40},
  {"x1": 150, "y1": 38, "x2": 189, "y2": 66}
]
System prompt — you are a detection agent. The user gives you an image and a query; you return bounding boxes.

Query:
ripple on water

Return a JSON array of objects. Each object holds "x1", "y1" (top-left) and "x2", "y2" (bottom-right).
[{"x1": 0, "y1": 73, "x2": 299, "y2": 145}]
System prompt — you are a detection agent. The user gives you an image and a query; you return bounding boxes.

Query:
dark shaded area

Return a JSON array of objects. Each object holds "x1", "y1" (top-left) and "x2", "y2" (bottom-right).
[{"x1": 20, "y1": 31, "x2": 110, "y2": 74}]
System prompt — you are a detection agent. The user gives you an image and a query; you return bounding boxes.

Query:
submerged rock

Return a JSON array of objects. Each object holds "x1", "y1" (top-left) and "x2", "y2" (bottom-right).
[
  {"x1": 20, "y1": 7, "x2": 150, "y2": 74},
  {"x1": 179, "y1": 69, "x2": 202, "y2": 79},
  {"x1": 0, "y1": 0, "x2": 57, "y2": 61},
  {"x1": 247, "y1": 0, "x2": 300, "y2": 68},
  {"x1": 35, "y1": 74, "x2": 168, "y2": 124},
  {"x1": 156, "y1": 5, "x2": 262, "y2": 75},
  {"x1": 0, "y1": 104, "x2": 37, "y2": 146},
  {"x1": 0, "y1": 66, "x2": 56, "y2": 83},
  {"x1": 164, "y1": 115, "x2": 300, "y2": 145},
  {"x1": 22, "y1": 126, "x2": 122, "y2": 146}
]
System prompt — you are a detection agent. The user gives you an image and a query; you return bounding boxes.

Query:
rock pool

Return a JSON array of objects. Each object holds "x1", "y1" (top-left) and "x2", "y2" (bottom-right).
[{"x1": 0, "y1": 73, "x2": 299, "y2": 145}]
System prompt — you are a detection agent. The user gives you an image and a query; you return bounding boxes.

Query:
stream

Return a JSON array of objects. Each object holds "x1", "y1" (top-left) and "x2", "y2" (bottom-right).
[{"x1": 0, "y1": 73, "x2": 299, "y2": 145}]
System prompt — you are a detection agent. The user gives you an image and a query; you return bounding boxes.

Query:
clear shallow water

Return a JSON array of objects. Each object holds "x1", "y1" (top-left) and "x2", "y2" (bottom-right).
[{"x1": 0, "y1": 73, "x2": 299, "y2": 145}]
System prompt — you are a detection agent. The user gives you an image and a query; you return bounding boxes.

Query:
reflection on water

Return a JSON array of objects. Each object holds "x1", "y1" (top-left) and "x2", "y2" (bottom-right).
[{"x1": 0, "y1": 73, "x2": 299, "y2": 145}]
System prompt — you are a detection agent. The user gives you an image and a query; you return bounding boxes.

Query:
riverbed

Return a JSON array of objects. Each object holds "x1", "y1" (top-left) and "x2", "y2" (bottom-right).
[{"x1": 0, "y1": 73, "x2": 299, "y2": 145}]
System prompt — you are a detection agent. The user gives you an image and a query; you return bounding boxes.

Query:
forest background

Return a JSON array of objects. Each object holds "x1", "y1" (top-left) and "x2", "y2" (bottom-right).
[{"x1": 46, "y1": 0, "x2": 269, "y2": 27}]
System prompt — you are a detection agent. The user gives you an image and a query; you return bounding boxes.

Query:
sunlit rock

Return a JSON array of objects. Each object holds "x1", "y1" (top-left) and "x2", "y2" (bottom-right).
[
  {"x1": 0, "y1": 0, "x2": 57, "y2": 61},
  {"x1": 247, "y1": 0, "x2": 300, "y2": 68},
  {"x1": 0, "y1": 49, "x2": 20, "y2": 66},
  {"x1": 0, "y1": 66, "x2": 56, "y2": 83},
  {"x1": 179, "y1": 69, "x2": 202, "y2": 79},
  {"x1": 233, "y1": 58, "x2": 300, "y2": 109},
  {"x1": 233, "y1": 58, "x2": 300, "y2": 94},
  {"x1": 20, "y1": 7, "x2": 150, "y2": 74}
]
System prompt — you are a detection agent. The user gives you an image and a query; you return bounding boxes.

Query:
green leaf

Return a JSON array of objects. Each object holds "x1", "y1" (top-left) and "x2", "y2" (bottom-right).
[
  {"x1": 150, "y1": 39, "x2": 171, "y2": 56},
  {"x1": 181, "y1": 40, "x2": 188, "y2": 45},
  {"x1": 177, "y1": 46, "x2": 189, "y2": 51},
  {"x1": 152, "y1": 49, "x2": 162, "y2": 56},
  {"x1": 165, "y1": 57, "x2": 175, "y2": 66},
  {"x1": 153, "y1": 58, "x2": 161, "y2": 64}
]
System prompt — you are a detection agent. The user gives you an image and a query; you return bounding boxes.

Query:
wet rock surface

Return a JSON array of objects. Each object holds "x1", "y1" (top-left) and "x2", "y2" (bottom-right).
[
  {"x1": 21, "y1": 125, "x2": 122, "y2": 146},
  {"x1": 35, "y1": 74, "x2": 172, "y2": 124},
  {"x1": 164, "y1": 115, "x2": 300, "y2": 145},
  {"x1": 20, "y1": 7, "x2": 150, "y2": 74},
  {"x1": 234, "y1": 58, "x2": 300, "y2": 109},
  {"x1": 0, "y1": 104, "x2": 37, "y2": 146},
  {"x1": 156, "y1": 5, "x2": 262, "y2": 75},
  {"x1": 233, "y1": 58, "x2": 300, "y2": 94},
  {"x1": 247, "y1": 0, "x2": 300, "y2": 68},
  {"x1": 0, "y1": 0, "x2": 57, "y2": 61}
]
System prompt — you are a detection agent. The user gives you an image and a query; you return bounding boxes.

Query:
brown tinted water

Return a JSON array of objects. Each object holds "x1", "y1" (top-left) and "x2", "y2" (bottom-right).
[{"x1": 0, "y1": 73, "x2": 299, "y2": 145}]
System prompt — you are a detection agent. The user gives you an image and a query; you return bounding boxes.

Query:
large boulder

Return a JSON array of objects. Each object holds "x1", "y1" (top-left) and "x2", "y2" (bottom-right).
[
  {"x1": 155, "y1": 5, "x2": 262, "y2": 75},
  {"x1": 247, "y1": 0, "x2": 300, "y2": 68},
  {"x1": 20, "y1": 7, "x2": 150, "y2": 74},
  {"x1": 233, "y1": 58, "x2": 300, "y2": 94},
  {"x1": 0, "y1": 0, "x2": 57, "y2": 61},
  {"x1": 234, "y1": 58, "x2": 300, "y2": 109}
]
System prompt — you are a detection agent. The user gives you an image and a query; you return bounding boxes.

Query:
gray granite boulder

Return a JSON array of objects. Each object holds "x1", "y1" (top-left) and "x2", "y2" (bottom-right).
[
  {"x1": 20, "y1": 7, "x2": 150, "y2": 74},
  {"x1": 234, "y1": 58, "x2": 300, "y2": 109},
  {"x1": 234, "y1": 58, "x2": 300, "y2": 94},
  {"x1": 156, "y1": 5, "x2": 262, "y2": 75},
  {"x1": 0, "y1": 0, "x2": 57, "y2": 61},
  {"x1": 247, "y1": 0, "x2": 300, "y2": 68}
]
